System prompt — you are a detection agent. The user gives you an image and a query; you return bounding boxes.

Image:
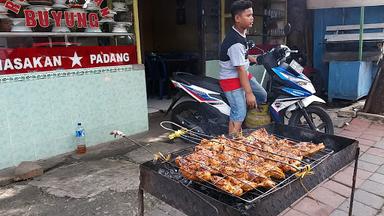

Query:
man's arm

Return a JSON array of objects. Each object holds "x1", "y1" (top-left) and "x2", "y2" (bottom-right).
[
  {"x1": 248, "y1": 55, "x2": 257, "y2": 64},
  {"x1": 236, "y1": 66, "x2": 256, "y2": 108}
]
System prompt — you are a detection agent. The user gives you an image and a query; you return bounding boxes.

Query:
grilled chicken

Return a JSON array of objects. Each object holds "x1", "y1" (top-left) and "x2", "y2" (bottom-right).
[
  {"x1": 175, "y1": 129, "x2": 325, "y2": 196},
  {"x1": 211, "y1": 176, "x2": 243, "y2": 196}
]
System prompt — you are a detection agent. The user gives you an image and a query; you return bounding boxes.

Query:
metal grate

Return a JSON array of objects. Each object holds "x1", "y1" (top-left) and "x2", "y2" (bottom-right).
[{"x1": 157, "y1": 131, "x2": 334, "y2": 204}]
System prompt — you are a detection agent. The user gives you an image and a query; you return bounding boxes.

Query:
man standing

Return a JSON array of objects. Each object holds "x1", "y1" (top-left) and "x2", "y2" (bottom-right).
[{"x1": 219, "y1": 0, "x2": 267, "y2": 135}]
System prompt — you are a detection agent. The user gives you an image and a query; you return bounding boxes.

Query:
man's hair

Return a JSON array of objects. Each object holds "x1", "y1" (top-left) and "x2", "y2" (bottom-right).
[{"x1": 231, "y1": 0, "x2": 253, "y2": 21}]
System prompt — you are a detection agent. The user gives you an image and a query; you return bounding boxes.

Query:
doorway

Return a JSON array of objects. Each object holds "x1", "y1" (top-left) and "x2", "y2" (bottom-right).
[{"x1": 139, "y1": 0, "x2": 202, "y2": 113}]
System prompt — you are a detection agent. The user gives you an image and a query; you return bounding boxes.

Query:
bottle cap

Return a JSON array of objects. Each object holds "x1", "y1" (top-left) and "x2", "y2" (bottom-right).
[{"x1": 78, "y1": 123, "x2": 81, "y2": 126}]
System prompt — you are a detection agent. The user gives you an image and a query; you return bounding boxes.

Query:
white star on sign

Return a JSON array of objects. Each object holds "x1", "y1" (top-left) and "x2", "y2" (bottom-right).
[{"x1": 69, "y1": 52, "x2": 83, "y2": 67}]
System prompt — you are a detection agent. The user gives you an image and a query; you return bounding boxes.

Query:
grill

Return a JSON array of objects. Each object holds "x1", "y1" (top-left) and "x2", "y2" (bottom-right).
[{"x1": 138, "y1": 124, "x2": 359, "y2": 216}]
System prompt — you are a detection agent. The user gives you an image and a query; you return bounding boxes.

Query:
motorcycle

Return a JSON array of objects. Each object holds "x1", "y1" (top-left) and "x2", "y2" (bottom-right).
[{"x1": 166, "y1": 45, "x2": 334, "y2": 135}]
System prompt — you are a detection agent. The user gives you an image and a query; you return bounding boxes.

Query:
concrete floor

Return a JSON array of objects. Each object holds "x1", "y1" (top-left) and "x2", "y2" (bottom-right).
[
  {"x1": 0, "y1": 105, "x2": 365, "y2": 216},
  {"x1": 147, "y1": 99, "x2": 172, "y2": 114},
  {"x1": 0, "y1": 112, "x2": 189, "y2": 216},
  {"x1": 0, "y1": 160, "x2": 186, "y2": 216}
]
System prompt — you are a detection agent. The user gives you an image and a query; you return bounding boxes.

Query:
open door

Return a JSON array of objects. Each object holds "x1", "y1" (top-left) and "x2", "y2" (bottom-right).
[
  {"x1": 138, "y1": 0, "x2": 203, "y2": 112},
  {"x1": 198, "y1": 0, "x2": 221, "y2": 75}
]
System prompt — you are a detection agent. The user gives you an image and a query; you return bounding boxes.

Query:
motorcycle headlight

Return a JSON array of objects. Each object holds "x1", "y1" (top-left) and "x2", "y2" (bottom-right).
[
  {"x1": 281, "y1": 73, "x2": 303, "y2": 83},
  {"x1": 296, "y1": 81, "x2": 307, "y2": 86},
  {"x1": 280, "y1": 73, "x2": 316, "y2": 93}
]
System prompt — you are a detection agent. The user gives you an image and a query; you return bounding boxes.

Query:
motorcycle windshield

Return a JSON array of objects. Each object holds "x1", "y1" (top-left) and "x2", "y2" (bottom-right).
[{"x1": 271, "y1": 64, "x2": 316, "y2": 94}]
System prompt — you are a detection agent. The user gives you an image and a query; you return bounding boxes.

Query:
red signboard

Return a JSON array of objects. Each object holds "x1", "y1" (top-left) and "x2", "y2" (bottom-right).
[
  {"x1": 0, "y1": 45, "x2": 138, "y2": 75},
  {"x1": 4, "y1": 0, "x2": 110, "y2": 29}
]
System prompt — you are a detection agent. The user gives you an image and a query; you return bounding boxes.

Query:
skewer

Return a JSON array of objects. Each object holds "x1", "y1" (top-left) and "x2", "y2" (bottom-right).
[
  {"x1": 160, "y1": 121, "x2": 212, "y2": 140},
  {"x1": 110, "y1": 130, "x2": 171, "y2": 162},
  {"x1": 200, "y1": 136, "x2": 316, "y2": 178},
  {"x1": 222, "y1": 137, "x2": 310, "y2": 165},
  {"x1": 161, "y1": 121, "x2": 309, "y2": 166},
  {"x1": 193, "y1": 146, "x2": 269, "y2": 179},
  {"x1": 191, "y1": 147, "x2": 282, "y2": 191},
  {"x1": 173, "y1": 155, "x2": 264, "y2": 197},
  {"x1": 179, "y1": 132, "x2": 304, "y2": 171},
  {"x1": 210, "y1": 139, "x2": 302, "y2": 171},
  {"x1": 112, "y1": 127, "x2": 325, "y2": 204},
  {"x1": 180, "y1": 156, "x2": 264, "y2": 195},
  {"x1": 245, "y1": 133, "x2": 324, "y2": 162},
  {"x1": 160, "y1": 122, "x2": 317, "y2": 181},
  {"x1": 110, "y1": 130, "x2": 232, "y2": 204}
]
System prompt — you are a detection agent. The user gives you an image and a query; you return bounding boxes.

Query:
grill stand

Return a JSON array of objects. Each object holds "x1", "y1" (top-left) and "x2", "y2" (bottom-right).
[
  {"x1": 138, "y1": 188, "x2": 144, "y2": 216},
  {"x1": 136, "y1": 148, "x2": 359, "y2": 216},
  {"x1": 136, "y1": 124, "x2": 359, "y2": 216},
  {"x1": 349, "y1": 147, "x2": 360, "y2": 216},
  {"x1": 137, "y1": 150, "x2": 360, "y2": 216}
]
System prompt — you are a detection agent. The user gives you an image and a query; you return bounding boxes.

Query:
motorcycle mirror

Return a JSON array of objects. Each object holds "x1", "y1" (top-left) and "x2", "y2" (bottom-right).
[
  {"x1": 283, "y1": 23, "x2": 292, "y2": 36},
  {"x1": 247, "y1": 40, "x2": 256, "y2": 49},
  {"x1": 378, "y1": 42, "x2": 384, "y2": 52}
]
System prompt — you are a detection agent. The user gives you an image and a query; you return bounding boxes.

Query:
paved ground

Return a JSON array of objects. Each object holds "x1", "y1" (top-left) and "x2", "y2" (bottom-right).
[
  {"x1": 0, "y1": 114, "x2": 383, "y2": 216},
  {"x1": 280, "y1": 118, "x2": 384, "y2": 216},
  {"x1": 0, "y1": 113, "x2": 189, "y2": 216}
]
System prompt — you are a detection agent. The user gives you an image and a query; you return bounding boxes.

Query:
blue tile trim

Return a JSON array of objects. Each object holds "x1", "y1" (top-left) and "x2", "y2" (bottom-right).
[{"x1": 0, "y1": 65, "x2": 134, "y2": 84}]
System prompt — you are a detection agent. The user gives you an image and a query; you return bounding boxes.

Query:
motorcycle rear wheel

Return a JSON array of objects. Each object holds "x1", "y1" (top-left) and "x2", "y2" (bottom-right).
[{"x1": 171, "y1": 101, "x2": 228, "y2": 136}]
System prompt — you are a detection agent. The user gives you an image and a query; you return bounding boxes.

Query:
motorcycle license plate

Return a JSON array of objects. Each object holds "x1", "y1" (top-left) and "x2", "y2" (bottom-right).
[{"x1": 290, "y1": 60, "x2": 304, "y2": 74}]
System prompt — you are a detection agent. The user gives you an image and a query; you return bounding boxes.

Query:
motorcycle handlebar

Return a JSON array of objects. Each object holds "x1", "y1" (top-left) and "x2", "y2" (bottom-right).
[{"x1": 255, "y1": 46, "x2": 295, "y2": 66}]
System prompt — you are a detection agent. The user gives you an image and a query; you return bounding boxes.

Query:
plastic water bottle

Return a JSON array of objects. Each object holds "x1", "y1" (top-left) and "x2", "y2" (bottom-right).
[{"x1": 75, "y1": 123, "x2": 86, "y2": 154}]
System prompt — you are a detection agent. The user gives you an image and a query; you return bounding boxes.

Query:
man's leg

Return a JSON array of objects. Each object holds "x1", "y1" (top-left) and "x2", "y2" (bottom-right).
[
  {"x1": 229, "y1": 121, "x2": 242, "y2": 135},
  {"x1": 250, "y1": 77, "x2": 267, "y2": 103},
  {"x1": 224, "y1": 89, "x2": 247, "y2": 135}
]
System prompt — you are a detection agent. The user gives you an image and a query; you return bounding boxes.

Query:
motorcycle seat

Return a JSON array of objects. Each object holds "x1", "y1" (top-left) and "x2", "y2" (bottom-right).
[{"x1": 173, "y1": 72, "x2": 224, "y2": 94}]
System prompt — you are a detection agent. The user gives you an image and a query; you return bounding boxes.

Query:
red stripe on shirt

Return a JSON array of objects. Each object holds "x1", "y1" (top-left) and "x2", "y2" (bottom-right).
[{"x1": 219, "y1": 73, "x2": 253, "y2": 92}]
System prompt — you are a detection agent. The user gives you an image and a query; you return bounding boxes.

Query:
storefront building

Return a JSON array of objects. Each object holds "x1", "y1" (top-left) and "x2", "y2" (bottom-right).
[
  {"x1": 139, "y1": 0, "x2": 288, "y2": 101},
  {"x1": 206, "y1": 0, "x2": 288, "y2": 84},
  {"x1": 0, "y1": 0, "x2": 147, "y2": 169},
  {"x1": 308, "y1": 0, "x2": 384, "y2": 101},
  {"x1": 0, "y1": 0, "x2": 291, "y2": 170}
]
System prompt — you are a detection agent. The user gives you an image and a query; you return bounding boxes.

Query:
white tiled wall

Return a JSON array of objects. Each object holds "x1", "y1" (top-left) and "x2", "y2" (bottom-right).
[{"x1": 0, "y1": 66, "x2": 148, "y2": 169}]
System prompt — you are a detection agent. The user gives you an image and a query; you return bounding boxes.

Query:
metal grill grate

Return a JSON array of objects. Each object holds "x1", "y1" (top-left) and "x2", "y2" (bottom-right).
[{"x1": 157, "y1": 131, "x2": 334, "y2": 204}]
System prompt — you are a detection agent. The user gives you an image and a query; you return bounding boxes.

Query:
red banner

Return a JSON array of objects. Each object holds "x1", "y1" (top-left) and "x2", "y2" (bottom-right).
[
  {"x1": 0, "y1": 45, "x2": 138, "y2": 75},
  {"x1": 4, "y1": 0, "x2": 110, "y2": 29}
]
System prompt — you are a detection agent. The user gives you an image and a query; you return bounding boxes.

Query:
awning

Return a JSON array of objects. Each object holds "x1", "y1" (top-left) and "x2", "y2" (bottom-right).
[{"x1": 307, "y1": 0, "x2": 384, "y2": 9}]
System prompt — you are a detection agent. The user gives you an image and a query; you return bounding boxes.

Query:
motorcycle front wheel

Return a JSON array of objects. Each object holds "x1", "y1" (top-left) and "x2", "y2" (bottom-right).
[{"x1": 288, "y1": 105, "x2": 334, "y2": 135}]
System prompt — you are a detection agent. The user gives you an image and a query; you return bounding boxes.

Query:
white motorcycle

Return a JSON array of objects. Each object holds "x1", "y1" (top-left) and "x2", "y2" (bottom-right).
[{"x1": 166, "y1": 45, "x2": 334, "y2": 135}]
